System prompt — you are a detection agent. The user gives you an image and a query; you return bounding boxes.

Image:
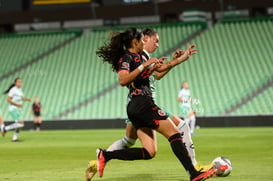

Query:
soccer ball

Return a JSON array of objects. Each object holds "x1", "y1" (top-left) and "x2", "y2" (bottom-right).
[{"x1": 212, "y1": 157, "x2": 232, "y2": 177}]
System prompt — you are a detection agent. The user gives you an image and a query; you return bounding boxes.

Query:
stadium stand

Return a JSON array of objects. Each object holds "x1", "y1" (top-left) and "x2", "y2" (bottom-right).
[
  {"x1": 1, "y1": 19, "x2": 272, "y2": 121},
  {"x1": 233, "y1": 86, "x2": 273, "y2": 115},
  {"x1": 155, "y1": 18, "x2": 273, "y2": 116},
  {"x1": 0, "y1": 31, "x2": 77, "y2": 78}
]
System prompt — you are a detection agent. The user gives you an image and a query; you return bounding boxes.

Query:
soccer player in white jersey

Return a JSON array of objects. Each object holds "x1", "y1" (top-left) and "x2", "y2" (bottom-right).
[
  {"x1": 178, "y1": 81, "x2": 196, "y2": 135},
  {"x1": 85, "y1": 29, "x2": 214, "y2": 181},
  {"x1": 2, "y1": 78, "x2": 32, "y2": 141}
]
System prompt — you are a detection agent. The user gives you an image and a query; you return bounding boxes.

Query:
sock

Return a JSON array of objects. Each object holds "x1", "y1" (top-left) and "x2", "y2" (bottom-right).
[
  {"x1": 168, "y1": 133, "x2": 199, "y2": 177},
  {"x1": 184, "y1": 118, "x2": 190, "y2": 127},
  {"x1": 5, "y1": 123, "x2": 24, "y2": 131},
  {"x1": 34, "y1": 123, "x2": 37, "y2": 130},
  {"x1": 189, "y1": 115, "x2": 196, "y2": 133},
  {"x1": 12, "y1": 129, "x2": 20, "y2": 140},
  {"x1": 0, "y1": 124, "x2": 5, "y2": 131},
  {"x1": 177, "y1": 120, "x2": 197, "y2": 166},
  {"x1": 104, "y1": 148, "x2": 152, "y2": 162},
  {"x1": 107, "y1": 136, "x2": 136, "y2": 151}
]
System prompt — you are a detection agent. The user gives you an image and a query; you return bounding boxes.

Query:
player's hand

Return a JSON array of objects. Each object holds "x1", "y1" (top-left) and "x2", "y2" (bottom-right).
[
  {"x1": 158, "y1": 56, "x2": 168, "y2": 63},
  {"x1": 178, "y1": 44, "x2": 197, "y2": 63},
  {"x1": 185, "y1": 44, "x2": 197, "y2": 57},
  {"x1": 157, "y1": 56, "x2": 168, "y2": 67},
  {"x1": 173, "y1": 50, "x2": 185, "y2": 59},
  {"x1": 143, "y1": 57, "x2": 160, "y2": 67}
]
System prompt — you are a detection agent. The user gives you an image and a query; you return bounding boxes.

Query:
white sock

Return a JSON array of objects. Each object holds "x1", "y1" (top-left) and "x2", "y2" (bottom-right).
[
  {"x1": 5, "y1": 123, "x2": 24, "y2": 131},
  {"x1": 177, "y1": 119, "x2": 197, "y2": 166},
  {"x1": 107, "y1": 136, "x2": 136, "y2": 151},
  {"x1": 12, "y1": 132, "x2": 19, "y2": 141},
  {"x1": 189, "y1": 115, "x2": 196, "y2": 133},
  {"x1": 0, "y1": 124, "x2": 5, "y2": 131},
  {"x1": 184, "y1": 117, "x2": 190, "y2": 126}
]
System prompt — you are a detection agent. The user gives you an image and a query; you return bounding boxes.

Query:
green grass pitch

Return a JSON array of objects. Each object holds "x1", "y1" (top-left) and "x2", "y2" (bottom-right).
[{"x1": 0, "y1": 127, "x2": 273, "y2": 181}]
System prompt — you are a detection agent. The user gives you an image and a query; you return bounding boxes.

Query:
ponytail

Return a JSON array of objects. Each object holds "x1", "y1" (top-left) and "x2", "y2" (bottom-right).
[
  {"x1": 4, "y1": 77, "x2": 20, "y2": 94},
  {"x1": 97, "y1": 28, "x2": 143, "y2": 72}
]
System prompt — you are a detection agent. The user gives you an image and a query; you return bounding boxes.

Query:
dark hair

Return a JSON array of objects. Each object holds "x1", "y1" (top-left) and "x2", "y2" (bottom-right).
[
  {"x1": 142, "y1": 28, "x2": 157, "y2": 36},
  {"x1": 96, "y1": 28, "x2": 143, "y2": 72},
  {"x1": 4, "y1": 77, "x2": 21, "y2": 94}
]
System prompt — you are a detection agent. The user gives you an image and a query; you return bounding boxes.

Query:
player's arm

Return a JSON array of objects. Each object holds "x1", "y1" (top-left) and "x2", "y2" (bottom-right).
[
  {"x1": 177, "y1": 97, "x2": 192, "y2": 102},
  {"x1": 7, "y1": 96, "x2": 22, "y2": 108},
  {"x1": 155, "y1": 45, "x2": 197, "y2": 80},
  {"x1": 154, "y1": 50, "x2": 184, "y2": 80},
  {"x1": 22, "y1": 97, "x2": 32, "y2": 102},
  {"x1": 177, "y1": 97, "x2": 183, "y2": 102},
  {"x1": 118, "y1": 57, "x2": 160, "y2": 86}
]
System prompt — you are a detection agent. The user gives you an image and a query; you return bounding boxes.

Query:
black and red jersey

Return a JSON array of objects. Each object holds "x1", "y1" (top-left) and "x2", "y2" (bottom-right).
[
  {"x1": 32, "y1": 103, "x2": 41, "y2": 112},
  {"x1": 118, "y1": 51, "x2": 153, "y2": 98}
]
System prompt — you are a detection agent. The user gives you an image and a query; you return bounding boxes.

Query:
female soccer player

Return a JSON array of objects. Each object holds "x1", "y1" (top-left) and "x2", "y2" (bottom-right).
[
  {"x1": 32, "y1": 97, "x2": 42, "y2": 131},
  {"x1": 2, "y1": 78, "x2": 31, "y2": 141},
  {"x1": 86, "y1": 28, "x2": 213, "y2": 181},
  {"x1": 93, "y1": 28, "x2": 216, "y2": 181},
  {"x1": 178, "y1": 81, "x2": 196, "y2": 135}
]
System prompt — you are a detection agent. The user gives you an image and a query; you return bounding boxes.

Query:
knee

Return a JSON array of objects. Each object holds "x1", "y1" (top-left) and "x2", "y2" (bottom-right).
[
  {"x1": 146, "y1": 149, "x2": 157, "y2": 159},
  {"x1": 149, "y1": 151, "x2": 157, "y2": 158},
  {"x1": 143, "y1": 148, "x2": 157, "y2": 160}
]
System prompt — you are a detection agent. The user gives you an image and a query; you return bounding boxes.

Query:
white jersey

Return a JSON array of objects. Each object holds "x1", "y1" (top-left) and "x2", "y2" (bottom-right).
[
  {"x1": 142, "y1": 49, "x2": 157, "y2": 99},
  {"x1": 8, "y1": 86, "x2": 24, "y2": 111},
  {"x1": 178, "y1": 88, "x2": 191, "y2": 107}
]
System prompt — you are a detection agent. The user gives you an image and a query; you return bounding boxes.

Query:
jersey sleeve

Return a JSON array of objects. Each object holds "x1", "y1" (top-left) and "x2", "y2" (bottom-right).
[
  {"x1": 8, "y1": 87, "x2": 15, "y2": 97},
  {"x1": 118, "y1": 54, "x2": 131, "y2": 72},
  {"x1": 178, "y1": 89, "x2": 183, "y2": 97}
]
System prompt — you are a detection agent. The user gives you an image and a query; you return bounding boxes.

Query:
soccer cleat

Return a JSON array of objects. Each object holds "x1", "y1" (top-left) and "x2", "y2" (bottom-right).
[
  {"x1": 191, "y1": 168, "x2": 217, "y2": 181},
  {"x1": 85, "y1": 160, "x2": 98, "y2": 181},
  {"x1": 1, "y1": 126, "x2": 6, "y2": 137},
  {"x1": 195, "y1": 162, "x2": 214, "y2": 172},
  {"x1": 1, "y1": 130, "x2": 6, "y2": 137},
  {"x1": 96, "y1": 149, "x2": 107, "y2": 177}
]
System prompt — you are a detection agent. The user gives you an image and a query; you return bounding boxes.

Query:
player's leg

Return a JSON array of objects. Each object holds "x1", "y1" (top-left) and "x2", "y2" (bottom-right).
[
  {"x1": 162, "y1": 108, "x2": 197, "y2": 166},
  {"x1": 33, "y1": 116, "x2": 38, "y2": 130},
  {"x1": 34, "y1": 116, "x2": 42, "y2": 131},
  {"x1": 37, "y1": 116, "x2": 42, "y2": 131},
  {"x1": 4, "y1": 109, "x2": 24, "y2": 132},
  {"x1": 86, "y1": 122, "x2": 138, "y2": 181},
  {"x1": 188, "y1": 110, "x2": 196, "y2": 134},
  {"x1": 156, "y1": 118, "x2": 216, "y2": 181},
  {"x1": 6, "y1": 109, "x2": 24, "y2": 141},
  {"x1": 171, "y1": 114, "x2": 197, "y2": 165},
  {"x1": 172, "y1": 114, "x2": 213, "y2": 172},
  {"x1": 107, "y1": 122, "x2": 137, "y2": 151},
  {"x1": 0, "y1": 113, "x2": 6, "y2": 136},
  {"x1": 96, "y1": 127, "x2": 155, "y2": 177},
  {"x1": 181, "y1": 105, "x2": 191, "y2": 126}
]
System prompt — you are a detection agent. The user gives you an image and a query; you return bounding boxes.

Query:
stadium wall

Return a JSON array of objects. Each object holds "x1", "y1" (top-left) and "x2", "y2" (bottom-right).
[{"x1": 4, "y1": 115, "x2": 273, "y2": 130}]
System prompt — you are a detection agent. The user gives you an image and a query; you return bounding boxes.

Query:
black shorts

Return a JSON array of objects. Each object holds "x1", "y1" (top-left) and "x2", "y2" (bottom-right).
[
  {"x1": 127, "y1": 96, "x2": 168, "y2": 130},
  {"x1": 34, "y1": 111, "x2": 41, "y2": 117}
]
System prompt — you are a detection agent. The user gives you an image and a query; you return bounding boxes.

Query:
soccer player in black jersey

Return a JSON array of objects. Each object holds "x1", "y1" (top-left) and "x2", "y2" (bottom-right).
[
  {"x1": 32, "y1": 97, "x2": 42, "y2": 131},
  {"x1": 93, "y1": 28, "x2": 216, "y2": 181}
]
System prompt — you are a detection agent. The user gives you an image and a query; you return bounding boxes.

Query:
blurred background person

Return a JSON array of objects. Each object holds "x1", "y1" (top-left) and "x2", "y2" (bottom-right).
[
  {"x1": 2, "y1": 78, "x2": 32, "y2": 141},
  {"x1": 31, "y1": 97, "x2": 42, "y2": 132},
  {"x1": 178, "y1": 81, "x2": 196, "y2": 135}
]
